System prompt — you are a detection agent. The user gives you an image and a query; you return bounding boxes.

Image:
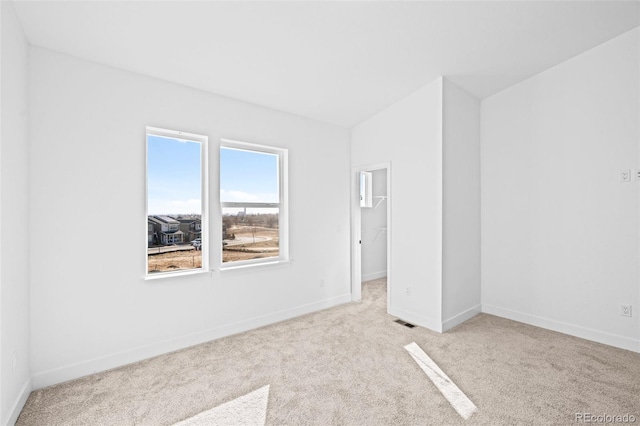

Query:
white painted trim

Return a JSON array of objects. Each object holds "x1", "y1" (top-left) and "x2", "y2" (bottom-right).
[
  {"x1": 147, "y1": 127, "x2": 208, "y2": 143},
  {"x1": 385, "y1": 164, "x2": 392, "y2": 313},
  {"x1": 145, "y1": 126, "x2": 209, "y2": 279},
  {"x1": 350, "y1": 162, "x2": 391, "y2": 311},
  {"x1": 482, "y1": 303, "x2": 640, "y2": 353},
  {"x1": 4, "y1": 378, "x2": 31, "y2": 426},
  {"x1": 219, "y1": 139, "x2": 289, "y2": 267},
  {"x1": 220, "y1": 138, "x2": 281, "y2": 155},
  {"x1": 350, "y1": 167, "x2": 362, "y2": 302},
  {"x1": 361, "y1": 271, "x2": 387, "y2": 282},
  {"x1": 31, "y1": 294, "x2": 351, "y2": 389},
  {"x1": 441, "y1": 304, "x2": 481, "y2": 332},
  {"x1": 144, "y1": 268, "x2": 210, "y2": 281},
  {"x1": 389, "y1": 305, "x2": 442, "y2": 333},
  {"x1": 219, "y1": 259, "x2": 293, "y2": 273}
]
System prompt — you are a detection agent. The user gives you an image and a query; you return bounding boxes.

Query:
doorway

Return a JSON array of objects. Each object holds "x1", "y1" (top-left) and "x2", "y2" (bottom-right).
[{"x1": 351, "y1": 162, "x2": 391, "y2": 310}]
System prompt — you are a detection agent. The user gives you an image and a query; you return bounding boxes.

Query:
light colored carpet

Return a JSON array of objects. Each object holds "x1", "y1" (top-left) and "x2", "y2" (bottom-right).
[
  {"x1": 173, "y1": 385, "x2": 269, "y2": 426},
  {"x1": 17, "y1": 279, "x2": 640, "y2": 425}
]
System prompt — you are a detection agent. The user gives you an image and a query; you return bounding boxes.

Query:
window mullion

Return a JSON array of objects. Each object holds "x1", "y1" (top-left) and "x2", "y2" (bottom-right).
[{"x1": 221, "y1": 202, "x2": 280, "y2": 208}]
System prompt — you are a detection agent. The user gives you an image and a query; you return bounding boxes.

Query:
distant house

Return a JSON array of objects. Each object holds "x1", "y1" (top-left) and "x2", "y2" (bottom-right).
[
  {"x1": 176, "y1": 218, "x2": 201, "y2": 242},
  {"x1": 148, "y1": 215, "x2": 184, "y2": 245},
  {"x1": 190, "y1": 219, "x2": 202, "y2": 241},
  {"x1": 148, "y1": 220, "x2": 155, "y2": 247}
]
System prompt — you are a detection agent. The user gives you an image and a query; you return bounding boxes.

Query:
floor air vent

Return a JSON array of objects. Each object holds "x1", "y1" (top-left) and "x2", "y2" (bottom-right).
[{"x1": 394, "y1": 319, "x2": 416, "y2": 328}]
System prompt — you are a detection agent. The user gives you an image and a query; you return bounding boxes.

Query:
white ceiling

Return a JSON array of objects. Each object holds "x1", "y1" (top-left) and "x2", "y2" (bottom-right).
[{"x1": 13, "y1": 1, "x2": 640, "y2": 128}]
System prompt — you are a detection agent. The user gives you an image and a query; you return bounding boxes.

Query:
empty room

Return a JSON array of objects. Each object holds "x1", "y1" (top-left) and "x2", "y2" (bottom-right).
[{"x1": 1, "y1": 1, "x2": 639, "y2": 425}]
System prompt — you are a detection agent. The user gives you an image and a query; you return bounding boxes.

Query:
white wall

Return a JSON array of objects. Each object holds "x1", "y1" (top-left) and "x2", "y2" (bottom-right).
[
  {"x1": 351, "y1": 78, "x2": 443, "y2": 331},
  {"x1": 361, "y1": 169, "x2": 387, "y2": 281},
  {"x1": 481, "y1": 28, "x2": 640, "y2": 352},
  {"x1": 0, "y1": 1, "x2": 32, "y2": 424},
  {"x1": 441, "y1": 79, "x2": 481, "y2": 331},
  {"x1": 29, "y1": 47, "x2": 352, "y2": 388}
]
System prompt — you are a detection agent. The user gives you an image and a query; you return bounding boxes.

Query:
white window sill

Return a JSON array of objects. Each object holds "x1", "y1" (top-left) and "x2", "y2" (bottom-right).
[
  {"x1": 144, "y1": 260, "x2": 293, "y2": 280},
  {"x1": 144, "y1": 268, "x2": 210, "y2": 281},
  {"x1": 219, "y1": 259, "x2": 293, "y2": 273}
]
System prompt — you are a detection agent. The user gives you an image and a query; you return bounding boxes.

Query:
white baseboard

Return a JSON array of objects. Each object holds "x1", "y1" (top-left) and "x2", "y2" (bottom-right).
[
  {"x1": 482, "y1": 303, "x2": 640, "y2": 353},
  {"x1": 389, "y1": 305, "x2": 442, "y2": 333},
  {"x1": 361, "y1": 271, "x2": 387, "y2": 282},
  {"x1": 4, "y1": 378, "x2": 32, "y2": 426},
  {"x1": 31, "y1": 294, "x2": 352, "y2": 390},
  {"x1": 442, "y1": 304, "x2": 481, "y2": 332}
]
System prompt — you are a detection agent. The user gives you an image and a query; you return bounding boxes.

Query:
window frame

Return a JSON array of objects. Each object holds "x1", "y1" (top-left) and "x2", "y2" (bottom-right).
[
  {"x1": 145, "y1": 126, "x2": 209, "y2": 279},
  {"x1": 219, "y1": 138, "x2": 289, "y2": 269}
]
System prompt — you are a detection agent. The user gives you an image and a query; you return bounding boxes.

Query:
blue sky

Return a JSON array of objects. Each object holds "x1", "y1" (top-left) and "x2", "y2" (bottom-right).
[
  {"x1": 220, "y1": 147, "x2": 278, "y2": 203},
  {"x1": 147, "y1": 136, "x2": 279, "y2": 215},
  {"x1": 147, "y1": 135, "x2": 201, "y2": 215}
]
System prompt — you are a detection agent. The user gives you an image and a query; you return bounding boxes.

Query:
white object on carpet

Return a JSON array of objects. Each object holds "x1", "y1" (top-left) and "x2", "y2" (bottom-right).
[
  {"x1": 173, "y1": 385, "x2": 270, "y2": 426},
  {"x1": 405, "y1": 342, "x2": 477, "y2": 420}
]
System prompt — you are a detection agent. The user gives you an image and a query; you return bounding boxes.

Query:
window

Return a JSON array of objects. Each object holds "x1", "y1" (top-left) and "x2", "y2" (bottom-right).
[
  {"x1": 359, "y1": 171, "x2": 373, "y2": 208},
  {"x1": 146, "y1": 127, "x2": 208, "y2": 276},
  {"x1": 220, "y1": 139, "x2": 288, "y2": 267}
]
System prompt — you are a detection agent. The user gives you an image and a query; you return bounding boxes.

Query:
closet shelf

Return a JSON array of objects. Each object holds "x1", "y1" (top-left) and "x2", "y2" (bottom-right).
[
  {"x1": 372, "y1": 227, "x2": 387, "y2": 242},
  {"x1": 373, "y1": 195, "x2": 387, "y2": 209}
]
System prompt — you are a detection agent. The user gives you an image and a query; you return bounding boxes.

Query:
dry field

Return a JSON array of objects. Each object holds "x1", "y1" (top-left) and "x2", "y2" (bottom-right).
[
  {"x1": 148, "y1": 249, "x2": 201, "y2": 274},
  {"x1": 147, "y1": 225, "x2": 279, "y2": 273},
  {"x1": 223, "y1": 225, "x2": 279, "y2": 263}
]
